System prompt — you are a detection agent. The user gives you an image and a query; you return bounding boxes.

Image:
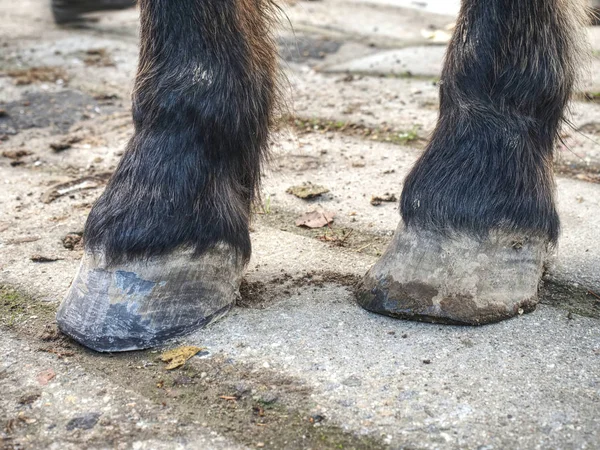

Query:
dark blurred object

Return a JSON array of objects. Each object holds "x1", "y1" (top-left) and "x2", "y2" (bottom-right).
[
  {"x1": 52, "y1": 0, "x2": 136, "y2": 24},
  {"x1": 593, "y1": 0, "x2": 600, "y2": 26}
]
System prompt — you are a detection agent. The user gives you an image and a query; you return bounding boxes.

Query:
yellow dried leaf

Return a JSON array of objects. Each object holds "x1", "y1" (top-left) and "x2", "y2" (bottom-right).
[{"x1": 160, "y1": 346, "x2": 204, "y2": 370}]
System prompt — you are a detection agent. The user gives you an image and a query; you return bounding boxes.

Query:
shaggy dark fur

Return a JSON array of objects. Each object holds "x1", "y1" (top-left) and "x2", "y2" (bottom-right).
[
  {"x1": 84, "y1": 0, "x2": 278, "y2": 265},
  {"x1": 86, "y1": 0, "x2": 586, "y2": 268},
  {"x1": 400, "y1": 0, "x2": 586, "y2": 243}
]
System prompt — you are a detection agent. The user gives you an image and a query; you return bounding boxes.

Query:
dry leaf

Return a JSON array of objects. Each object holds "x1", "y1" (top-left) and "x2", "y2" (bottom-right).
[
  {"x1": 286, "y1": 182, "x2": 329, "y2": 199},
  {"x1": 37, "y1": 368, "x2": 55, "y2": 385},
  {"x1": 370, "y1": 193, "x2": 397, "y2": 206},
  {"x1": 160, "y1": 346, "x2": 204, "y2": 370},
  {"x1": 295, "y1": 210, "x2": 335, "y2": 228}
]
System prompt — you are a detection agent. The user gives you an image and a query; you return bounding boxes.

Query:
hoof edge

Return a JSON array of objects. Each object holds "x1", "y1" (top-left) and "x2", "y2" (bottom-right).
[
  {"x1": 356, "y1": 226, "x2": 546, "y2": 325},
  {"x1": 57, "y1": 246, "x2": 243, "y2": 352}
]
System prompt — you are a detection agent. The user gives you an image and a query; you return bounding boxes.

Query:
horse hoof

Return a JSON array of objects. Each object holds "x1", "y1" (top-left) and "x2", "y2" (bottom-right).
[
  {"x1": 56, "y1": 245, "x2": 244, "y2": 352},
  {"x1": 356, "y1": 226, "x2": 547, "y2": 325}
]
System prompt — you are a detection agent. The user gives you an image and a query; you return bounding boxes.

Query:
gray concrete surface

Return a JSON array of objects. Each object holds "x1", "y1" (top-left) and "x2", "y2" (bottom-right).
[
  {"x1": 1, "y1": 0, "x2": 600, "y2": 449},
  {"x1": 0, "y1": 333, "x2": 245, "y2": 450}
]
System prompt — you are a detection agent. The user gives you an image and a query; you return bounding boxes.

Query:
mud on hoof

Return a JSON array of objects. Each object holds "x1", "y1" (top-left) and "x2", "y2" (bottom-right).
[
  {"x1": 356, "y1": 226, "x2": 548, "y2": 325},
  {"x1": 56, "y1": 245, "x2": 244, "y2": 352}
]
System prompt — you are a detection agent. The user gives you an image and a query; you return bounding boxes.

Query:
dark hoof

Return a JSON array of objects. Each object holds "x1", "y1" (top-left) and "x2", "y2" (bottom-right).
[
  {"x1": 356, "y1": 226, "x2": 547, "y2": 325},
  {"x1": 56, "y1": 245, "x2": 243, "y2": 352}
]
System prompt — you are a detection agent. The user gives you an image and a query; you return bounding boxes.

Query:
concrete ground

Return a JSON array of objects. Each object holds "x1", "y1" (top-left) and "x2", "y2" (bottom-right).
[{"x1": 1, "y1": 0, "x2": 599, "y2": 449}]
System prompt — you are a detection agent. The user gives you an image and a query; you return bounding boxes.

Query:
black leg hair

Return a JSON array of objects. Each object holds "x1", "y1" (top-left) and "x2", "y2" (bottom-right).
[
  {"x1": 56, "y1": 0, "x2": 280, "y2": 352},
  {"x1": 400, "y1": 0, "x2": 586, "y2": 243},
  {"x1": 84, "y1": 0, "x2": 278, "y2": 266},
  {"x1": 356, "y1": 0, "x2": 588, "y2": 325}
]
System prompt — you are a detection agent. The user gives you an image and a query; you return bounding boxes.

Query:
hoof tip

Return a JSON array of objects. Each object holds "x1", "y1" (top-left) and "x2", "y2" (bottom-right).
[
  {"x1": 57, "y1": 247, "x2": 243, "y2": 352},
  {"x1": 356, "y1": 227, "x2": 546, "y2": 325}
]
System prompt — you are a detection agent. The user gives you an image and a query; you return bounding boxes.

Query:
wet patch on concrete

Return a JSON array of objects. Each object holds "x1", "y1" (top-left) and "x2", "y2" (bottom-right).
[{"x1": 0, "y1": 90, "x2": 113, "y2": 137}]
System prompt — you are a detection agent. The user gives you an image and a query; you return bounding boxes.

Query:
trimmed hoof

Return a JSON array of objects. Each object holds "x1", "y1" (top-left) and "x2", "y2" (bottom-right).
[
  {"x1": 56, "y1": 246, "x2": 243, "y2": 352},
  {"x1": 356, "y1": 226, "x2": 547, "y2": 325}
]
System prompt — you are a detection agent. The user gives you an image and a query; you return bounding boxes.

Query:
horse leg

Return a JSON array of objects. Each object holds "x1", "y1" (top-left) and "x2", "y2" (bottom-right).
[
  {"x1": 357, "y1": 0, "x2": 586, "y2": 324},
  {"x1": 57, "y1": 0, "x2": 277, "y2": 351}
]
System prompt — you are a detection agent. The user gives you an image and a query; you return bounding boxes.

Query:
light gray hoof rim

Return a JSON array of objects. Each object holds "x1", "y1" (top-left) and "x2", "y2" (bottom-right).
[
  {"x1": 356, "y1": 226, "x2": 547, "y2": 326},
  {"x1": 56, "y1": 247, "x2": 243, "y2": 352}
]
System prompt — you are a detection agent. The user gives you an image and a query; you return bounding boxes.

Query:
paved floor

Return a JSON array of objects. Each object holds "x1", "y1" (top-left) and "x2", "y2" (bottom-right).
[{"x1": 1, "y1": 1, "x2": 599, "y2": 449}]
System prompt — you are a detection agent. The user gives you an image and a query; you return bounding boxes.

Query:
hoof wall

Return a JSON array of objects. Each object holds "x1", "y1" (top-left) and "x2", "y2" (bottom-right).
[
  {"x1": 56, "y1": 246, "x2": 243, "y2": 352},
  {"x1": 356, "y1": 227, "x2": 547, "y2": 325}
]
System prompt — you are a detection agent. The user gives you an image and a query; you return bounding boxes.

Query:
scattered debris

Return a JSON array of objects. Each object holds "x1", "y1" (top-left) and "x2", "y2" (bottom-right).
[
  {"x1": 50, "y1": 135, "x2": 83, "y2": 152},
  {"x1": 39, "y1": 324, "x2": 63, "y2": 342},
  {"x1": 62, "y1": 231, "x2": 83, "y2": 250},
  {"x1": 309, "y1": 414, "x2": 326, "y2": 424},
  {"x1": 83, "y1": 48, "x2": 115, "y2": 67},
  {"x1": 5, "y1": 236, "x2": 40, "y2": 245},
  {"x1": 238, "y1": 279, "x2": 269, "y2": 308},
  {"x1": 39, "y1": 347, "x2": 75, "y2": 358},
  {"x1": 18, "y1": 392, "x2": 41, "y2": 405},
  {"x1": 30, "y1": 255, "x2": 63, "y2": 263},
  {"x1": 588, "y1": 290, "x2": 600, "y2": 301},
  {"x1": 317, "y1": 228, "x2": 353, "y2": 247},
  {"x1": 286, "y1": 182, "x2": 329, "y2": 199},
  {"x1": 370, "y1": 193, "x2": 397, "y2": 206},
  {"x1": 93, "y1": 93, "x2": 120, "y2": 101},
  {"x1": 574, "y1": 173, "x2": 600, "y2": 184},
  {"x1": 160, "y1": 346, "x2": 204, "y2": 370},
  {"x1": 36, "y1": 368, "x2": 55, "y2": 386},
  {"x1": 7, "y1": 66, "x2": 68, "y2": 86},
  {"x1": 41, "y1": 172, "x2": 112, "y2": 203},
  {"x1": 295, "y1": 210, "x2": 335, "y2": 228},
  {"x1": 2, "y1": 150, "x2": 32, "y2": 160},
  {"x1": 65, "y1": 412, "x2": 101, "y2": 431}
]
